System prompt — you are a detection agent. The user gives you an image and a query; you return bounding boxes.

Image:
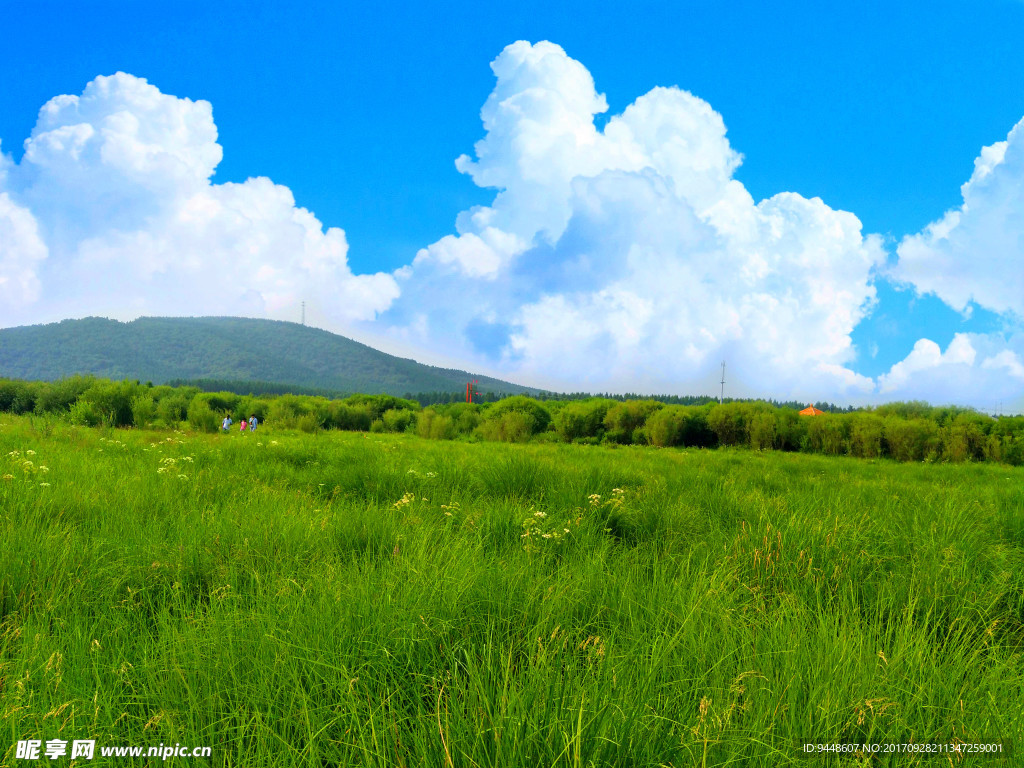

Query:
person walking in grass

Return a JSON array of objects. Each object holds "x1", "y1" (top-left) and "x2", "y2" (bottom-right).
[
  {"x1": 249, "y1": 415, "x2": 258, "y2": 432},
  {"x1": 240, "y1": 417, "x2": 248, "y2": 434},
  {"x1": 222, "y1": 415, "x2": 232, "y2": 432}
]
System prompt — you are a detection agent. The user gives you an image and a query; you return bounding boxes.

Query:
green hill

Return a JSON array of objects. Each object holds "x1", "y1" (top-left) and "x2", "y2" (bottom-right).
[{"x1": 0, "y1": 316, "x2": 541, "y2": 397}]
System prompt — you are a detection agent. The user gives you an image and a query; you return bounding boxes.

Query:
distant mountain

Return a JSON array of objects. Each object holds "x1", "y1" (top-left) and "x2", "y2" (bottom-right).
[{"x1": 0, "y1": 316, "x2": 542, "y2": 397}]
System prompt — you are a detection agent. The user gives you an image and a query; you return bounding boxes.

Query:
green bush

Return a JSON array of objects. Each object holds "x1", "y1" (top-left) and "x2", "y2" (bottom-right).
[
  {"x1": 203, "y1": 392, "x2": 241, "y2": 414},
  {"x1": 267, "y1": 394, "x2": 311, "y2": 428},
  {"x1": 344, "y1": 394, "x2": 419, "y2": 422},
  {"x1": 883, "y1": 417, "x2": 938, "y2": 462},
  {"x1": 34, "y1": 375, "x2": 96, "y2": 415},
  {"x1": 382, "y1": 408, "x2": 414, "y2": 433},
  {"x1": 943, "y1": 414, "x2": 987, "y2": 462},
  {"x1": 233, "y1": 396, "x2": 270, "y2": 424},
  {"x1": 478, "y1": 411, "x2": 536, "y2": 442},
  {"x1": 707, "y1": 403, "x2": 748, "y2": 447},
  {"x1": 850, "y1": 414, "x2": 884, "y2": 458},
  {"x1": 187, "y1": 399, "x2": 220, "y2": 433},
  {"x1": 130, "y1": 394, "x2": 157, "y2": 428},
  {"x1": 428, "y1": 402, "x2": 482, "y2": 435},
  {"x1": 645, "y1": 406, "x2": 686, "y2": 447},
  {"x1": 774, "y1": 409, "x2": 807, "y2": 452},
  {"x1": 748, "y1": 412, "x2": 778, "y2": 451},
  {"x1": 604, "y1": 400, "x2": 661, "y2": 444},
  {"x1": 807, "y1": 415, "x2": 849, "y2": 456},
  {"x1": 156, "y1": 393, "x2": 192, "y2": 424},
  {"x1": 81, "y1": 380, "x2": 143, "y2": 427},
  {"x1": 0, "y1": 380, "x2": 40, "y2": 415},
  {"x1": 487, "y1": 396, "x2": 552, "y2": 435},
  {"x1": 416, "y1": 409, "x2": 457, "y2": 440},
  {"x1": 68, "y1": 399, "x2": 101, "y2": 427},
  {"x1": 298, "y1": 412, "x2": 323, "y2": 433},
  {"x1": 553, "y1": 399, "x2": 612, "y2": 442},
  {"x1": 327, "y1": 402, "x2": 373, "y2": 431}
]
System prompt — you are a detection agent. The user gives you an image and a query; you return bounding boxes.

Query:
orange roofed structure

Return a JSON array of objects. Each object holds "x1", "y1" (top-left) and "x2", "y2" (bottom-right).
[{"x1": 799, "y1": 405, "x2": 825, "y2": 416}]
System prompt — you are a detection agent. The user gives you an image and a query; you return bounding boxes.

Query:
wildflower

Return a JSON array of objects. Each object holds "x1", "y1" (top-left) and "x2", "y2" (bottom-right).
[
  {"x1": 38, "y1": 466, "x2": 49, "y2": 473},
  {"x1": 177, "y1": 474, "x2": 188, "y2": 481},
  {"x1": 39, "y1": 482, "x2": 50, "y2": 487},
  {"x1": 1, "y1": 474, "x2": 13, "y2": 481},
  {"x1": 393, "y1": 491, "x2": 415, "y2": 509},
  {"x1": 26, "y1": 450, "x2": 36, "y2": 456},
  {"x1": 533, "y1": 510, "x2": 546, "y2": 518}
]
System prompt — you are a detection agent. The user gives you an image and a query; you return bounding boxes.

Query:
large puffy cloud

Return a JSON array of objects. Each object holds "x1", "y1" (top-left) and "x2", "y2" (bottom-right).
[
  {"x1": 0, "y1": 73, "x2": 398, "y2": 328},
  {"x1": 893, "y1": 119, "x2": 1024, "y2": 319},
  {"x1": 4, "y1": 50, "x2": 1022, "y2": 410},
  {"x1": 877, "y1": 333, "x2": 1024, "y2": 407},
  {"x1": 0, "y1": 189, "x2": 48, "y2": 308},
  {"x1": 884, "y1": 114, "x2": 1024, "y2": 410},
  {"x1": 390, "y1": 41, "x2": 885, "y2": 399}
]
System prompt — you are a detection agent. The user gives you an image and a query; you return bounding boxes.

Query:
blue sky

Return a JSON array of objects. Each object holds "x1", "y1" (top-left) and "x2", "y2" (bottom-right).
[{"x1": 1, "y1": 1, "x2": 1023, "y2": 409}]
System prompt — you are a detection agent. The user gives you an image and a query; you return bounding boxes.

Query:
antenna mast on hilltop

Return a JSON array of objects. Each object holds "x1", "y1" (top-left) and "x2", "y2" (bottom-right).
[
  {"x1": 301, "y1": 301, "x2": 305, "y2": 326},
  {"x1": 720, "y1": 361, "x2": 726, "y2": 404}
]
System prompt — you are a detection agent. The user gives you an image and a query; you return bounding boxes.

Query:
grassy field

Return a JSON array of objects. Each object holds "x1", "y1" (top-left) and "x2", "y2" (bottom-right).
[{"x1": 1, "y1": 414, "x2": 1022, "y2": 766}]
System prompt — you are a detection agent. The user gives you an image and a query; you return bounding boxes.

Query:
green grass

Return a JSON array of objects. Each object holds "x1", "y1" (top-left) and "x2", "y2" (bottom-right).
[{"x1": 1, "y1": 414, "x2": 1022, "y2": 767}]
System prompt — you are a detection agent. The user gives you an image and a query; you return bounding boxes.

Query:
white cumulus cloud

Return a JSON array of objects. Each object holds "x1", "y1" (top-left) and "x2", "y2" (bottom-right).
[
  {"x1": 4, "y1": 49, "x2": 1022, "y2": 411},
  {"x1": 382, "y1": 41, "x2": 885, "y2": 400},
  {"x1": 0, "y1": 190, "x2": 48, "y2": 308},
  {"x1": 877, "y1": 333, "x2": 1024, "y2": 407},
  {"x1": 0, "y1": 72, "x2": 399, "y2": 328},
  {"x1": 892, "y1": 118, "x2": 1024, "y2": 319}
]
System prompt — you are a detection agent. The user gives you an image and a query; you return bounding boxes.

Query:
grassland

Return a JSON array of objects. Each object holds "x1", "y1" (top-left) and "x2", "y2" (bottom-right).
[{"x1": 1, "y1": 413, "x2": 1022, "y2": 766}]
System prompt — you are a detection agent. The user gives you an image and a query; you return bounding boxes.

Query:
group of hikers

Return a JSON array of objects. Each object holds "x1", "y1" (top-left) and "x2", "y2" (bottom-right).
[{"x1": 221, "y1": 415, "x2": 259, "y2": 433}]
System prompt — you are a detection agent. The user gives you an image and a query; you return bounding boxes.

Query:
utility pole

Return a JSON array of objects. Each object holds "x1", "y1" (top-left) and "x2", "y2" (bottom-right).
[
  {"x1": 301, "y1": 301, "x2": 305, "y2": 326},
  {"x1": 719, "y1": 361, "x2": 726, "y2": 405}
]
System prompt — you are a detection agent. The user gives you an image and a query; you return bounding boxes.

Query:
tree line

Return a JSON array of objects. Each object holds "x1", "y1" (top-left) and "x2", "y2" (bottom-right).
[{"x1": 0, "y1": 375, "x2": 1020, "y2": 465}]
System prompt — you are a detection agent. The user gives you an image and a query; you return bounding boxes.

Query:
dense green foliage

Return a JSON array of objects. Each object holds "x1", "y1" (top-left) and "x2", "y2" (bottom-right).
[
  {"x1": 1, "y1": 415, "x2": 1021, "y2": 766},
  {"x1": 2, "y1": 375, "x2": 1023, "y2": 465},
  {"x1": 0, "y1": 316, "x2": 538, "y2": 397}
]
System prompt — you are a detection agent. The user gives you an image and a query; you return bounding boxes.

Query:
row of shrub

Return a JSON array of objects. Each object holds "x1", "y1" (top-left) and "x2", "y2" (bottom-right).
[
  {"x1": 417, "y1": 396, "x2": 1024, "y2": 464},
  {"x1": 1, "y1": 376, "x2": 1022, "y2": 464},
  {"x1": 0, "y1": 376, "x2": 419, "y2": 435}
]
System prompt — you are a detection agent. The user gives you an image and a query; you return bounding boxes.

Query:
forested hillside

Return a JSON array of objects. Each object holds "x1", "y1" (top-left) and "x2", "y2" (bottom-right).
[{"x1": 0, "y1": 316, "x2": 538, "y2": 397}]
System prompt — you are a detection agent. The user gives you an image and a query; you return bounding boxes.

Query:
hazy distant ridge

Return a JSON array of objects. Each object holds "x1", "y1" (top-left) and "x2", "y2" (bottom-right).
[{"x1": 0, "y1": 316, "x2": 539, "y2": 397}]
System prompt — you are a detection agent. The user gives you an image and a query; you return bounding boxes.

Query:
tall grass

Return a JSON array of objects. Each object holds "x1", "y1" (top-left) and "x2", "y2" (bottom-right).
[{"x1": 1, "y1": 414, "x2": 1021, "y2": 766}]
